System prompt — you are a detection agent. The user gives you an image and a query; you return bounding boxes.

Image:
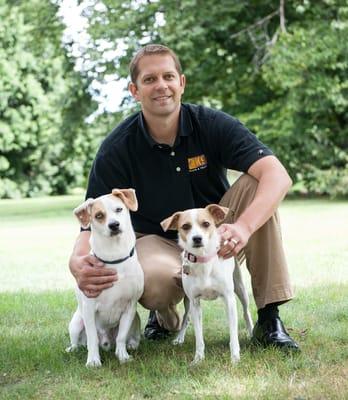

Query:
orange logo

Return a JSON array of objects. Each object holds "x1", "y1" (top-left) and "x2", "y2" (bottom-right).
[{"x1": 188, "y1": 155, "x2": 207, "y2": 172}]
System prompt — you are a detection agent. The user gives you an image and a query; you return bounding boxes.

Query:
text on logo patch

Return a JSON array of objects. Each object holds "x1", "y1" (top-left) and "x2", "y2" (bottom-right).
[{"x1": 188, "y1": 155, "x2": 207, "y2": 172}]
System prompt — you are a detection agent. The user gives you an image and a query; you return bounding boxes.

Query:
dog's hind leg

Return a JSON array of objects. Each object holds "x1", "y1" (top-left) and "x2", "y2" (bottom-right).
[
  {"x1": 173, "y1": 295, "x2": 190, "y2": 345},
  {"x1": 224, "y1": 293, "x2": 240, "y2": 363},
  {"x1": 233, "y1": 261, "x2": 254, "y2": 337},
  {"x1": 126, "y1": 311, "x2": 141, "y2": 351},
  {"x1": 66, "y1": 309, "x2": 84, "y2": 352}
]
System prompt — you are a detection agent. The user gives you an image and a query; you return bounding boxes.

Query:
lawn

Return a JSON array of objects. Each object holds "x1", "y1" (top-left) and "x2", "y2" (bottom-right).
[{"x1": 0, "y1": 196, "x2": 347, "y2": 399}]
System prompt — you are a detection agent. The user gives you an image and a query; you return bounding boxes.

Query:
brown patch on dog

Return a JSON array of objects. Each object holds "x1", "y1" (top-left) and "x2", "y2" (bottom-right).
[
  {"x1": 205, "y1": 204, "x2": 229, "y2": 225},
  {"x1": 91, "y1": 200, "x2": 106, "y2": 223},
  {"x1": 196, "y1": 208, "x2": 217, "y2": 239},
  {"x1": 176, "y1": 211, "x2": 195, "y2": 243},
  {"x1": 161, "y1": 211, "x2": 182, "y2": 232},
  {"x1": 74, "y1": 198, "x2": 94, "y2": 229},
  {"x1": 112, "y1": 188, "x2": 138, "y2": 211}
]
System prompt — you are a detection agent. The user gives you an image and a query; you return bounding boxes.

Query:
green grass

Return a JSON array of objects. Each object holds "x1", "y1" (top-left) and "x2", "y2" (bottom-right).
[{"x1": 1, "y1": 197, "x2": 348, "y2": 399}]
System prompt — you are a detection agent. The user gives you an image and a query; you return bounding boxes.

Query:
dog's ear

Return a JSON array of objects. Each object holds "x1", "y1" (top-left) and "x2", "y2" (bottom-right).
[
  {"x1": 73, "y1": 198, "x2": 94, "y2": 229},
  {"x1": 161, "y1": 212, "x2": 181, "y2": 231},
  {"x1": 112, "y1": 188, "x2": 138, "y2": 211},
  {"x1": 206, "y1": 204, "x2": 229, "y2": 225}
]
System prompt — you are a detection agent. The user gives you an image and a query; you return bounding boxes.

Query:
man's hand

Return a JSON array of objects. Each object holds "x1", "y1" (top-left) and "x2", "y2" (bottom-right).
[
  {"x1": 69, "y1": 254, "x2": 118, "y2": 298},
  {"x1": 217, "y1": 222, "x2": 252, "y2": 259}
]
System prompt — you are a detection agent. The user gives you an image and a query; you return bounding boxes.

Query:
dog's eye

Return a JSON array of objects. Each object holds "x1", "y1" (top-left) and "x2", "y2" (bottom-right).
[
  {"x1": 95, "y1": 212, "x2": 104, "y2": 220},
  {"x1": 115, "y1": 207, "x2": 123, "y2": 213},
  {"x1": 202, "y1": 221, "x2": 210, "y2": 228},
  {"x1": 181, "y1": 223, "x2": 191, "y2": 231}
]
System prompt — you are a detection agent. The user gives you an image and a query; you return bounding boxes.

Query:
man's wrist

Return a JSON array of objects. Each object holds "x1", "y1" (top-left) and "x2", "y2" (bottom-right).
[{"x1": 234, "y1": 218, "x2": 254, "y2": 237}]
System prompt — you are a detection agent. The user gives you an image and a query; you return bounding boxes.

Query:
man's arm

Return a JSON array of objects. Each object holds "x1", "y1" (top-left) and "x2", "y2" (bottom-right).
[
  {"x1": 218, "y1": 155, "x2": 292, "y2": 258},
  {"x1": 69, "y1": 231, "x2": 117, "y2": 297}
]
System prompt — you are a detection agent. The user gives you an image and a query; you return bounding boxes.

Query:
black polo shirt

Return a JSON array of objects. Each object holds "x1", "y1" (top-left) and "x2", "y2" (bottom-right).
[{"x1": 86, "y1": 103, "x2": 273, "y2": 239}]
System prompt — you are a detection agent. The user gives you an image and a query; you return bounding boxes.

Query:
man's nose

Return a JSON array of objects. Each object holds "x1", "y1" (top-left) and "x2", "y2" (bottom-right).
[{"x1": 155, "y1": 77, "x2": 168, "y2": 90}]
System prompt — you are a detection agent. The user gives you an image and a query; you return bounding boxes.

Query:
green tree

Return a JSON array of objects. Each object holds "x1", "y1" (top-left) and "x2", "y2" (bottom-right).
[
  {"x1": 80, "y1": 0, "x2": 348, "y2": 196},
  {"x1": 0, "y1": 0, "x2": 96, "y2": 198}
]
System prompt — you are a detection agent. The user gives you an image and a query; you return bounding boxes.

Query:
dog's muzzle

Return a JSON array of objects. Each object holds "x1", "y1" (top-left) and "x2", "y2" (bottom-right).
[
  {"x1": 192, "y1": 235, "x2": 203, "y2": 248},
  {"x1": 108, "y1": 221, "x2": 121, "y2": 235}
]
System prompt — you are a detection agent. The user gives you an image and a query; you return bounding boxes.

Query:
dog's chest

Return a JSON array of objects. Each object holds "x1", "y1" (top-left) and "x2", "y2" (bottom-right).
[
  {"x1": 94, "y1": 261, "x2": 143, "y2": 327},
  {"x1": 183, "y1": 261, "x2": 232, "y2": 300},
  {"x1": 183, "y1": 272, "x2": 219, "y2": 300}
]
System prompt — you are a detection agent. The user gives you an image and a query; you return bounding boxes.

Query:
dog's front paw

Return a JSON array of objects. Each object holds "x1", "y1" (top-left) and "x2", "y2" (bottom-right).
[
  {"x1": 172, "y1": 335, "x2": 185, "y2": 346},
  {"x1": 86, "y1": 357, "x2": 102, "y2": 367},
  {"x1": 127, "y1": 338, "x2": 140, "y2": 351},
  {"x1": 116, "y1": 348, "x2": 133, "y2": 364},
  {"x1": 231, "y1": 353, "x2": 240, "y2": 363},
  {"x1": 190, "y1": 353, "x2": 204, "y2": 366},
  {"x1": 65, "y1": 345, "x2": 78, "y2": 353}
]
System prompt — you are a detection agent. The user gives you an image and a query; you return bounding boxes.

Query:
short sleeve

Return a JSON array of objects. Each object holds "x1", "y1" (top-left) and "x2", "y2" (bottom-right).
[{"x1": 208, "y1": 111, "x2": 273, "y2": 172}]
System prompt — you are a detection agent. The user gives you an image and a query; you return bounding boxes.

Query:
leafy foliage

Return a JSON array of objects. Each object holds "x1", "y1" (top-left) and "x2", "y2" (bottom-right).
[
  {"x1": 0, "y1": 0, "x2": 97, "y2": 198},
  {"x1": 80, "y1": 0, "x2": 348, "y2": 197},
  {"x1": 1, "y1": 0, "x2": 347, "y2": 197}
]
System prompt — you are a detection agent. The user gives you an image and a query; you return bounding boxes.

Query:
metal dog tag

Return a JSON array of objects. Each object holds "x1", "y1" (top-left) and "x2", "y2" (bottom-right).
[{"x1": 183, "y1": 263, "x2": 190, "y2": 275}]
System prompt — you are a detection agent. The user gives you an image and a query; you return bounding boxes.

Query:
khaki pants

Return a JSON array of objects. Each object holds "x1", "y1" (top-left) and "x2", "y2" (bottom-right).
[{"x1": 136, "y1": 174, "x2": 294, "y2": 331}]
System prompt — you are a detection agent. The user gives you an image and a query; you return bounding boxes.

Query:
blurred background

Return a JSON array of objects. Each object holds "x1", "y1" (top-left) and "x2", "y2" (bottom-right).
[{"x1": 1, "y1": 0, "x2": 347, "y2": 200}]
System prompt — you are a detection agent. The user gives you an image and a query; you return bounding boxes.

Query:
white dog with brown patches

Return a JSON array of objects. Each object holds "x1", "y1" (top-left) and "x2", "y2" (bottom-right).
[
  {"x1": 66, "y1": 189, "x2": 144, "y2": 367},
  {"x1": 161, "y1": 205, "x2": 253, "y2": 364}
]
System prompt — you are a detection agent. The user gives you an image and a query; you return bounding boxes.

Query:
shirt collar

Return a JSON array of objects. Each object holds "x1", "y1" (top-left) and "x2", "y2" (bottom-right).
[{"x1": 138, "y1": 104, "x2": 193, "y2": 148}]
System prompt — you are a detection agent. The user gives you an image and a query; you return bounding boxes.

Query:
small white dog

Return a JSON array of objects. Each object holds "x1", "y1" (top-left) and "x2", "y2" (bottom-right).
[
  {"x1": 66, "y1": 189, "x2": 144, "y2": 367},
  {"x1": 161, "y1": 204, "x2": 253, "y2": 364}
]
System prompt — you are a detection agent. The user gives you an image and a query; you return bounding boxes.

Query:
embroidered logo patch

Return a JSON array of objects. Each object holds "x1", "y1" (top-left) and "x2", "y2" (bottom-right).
[{"x1": 188, "y1": 155, "x2": 208, "y2": 172}]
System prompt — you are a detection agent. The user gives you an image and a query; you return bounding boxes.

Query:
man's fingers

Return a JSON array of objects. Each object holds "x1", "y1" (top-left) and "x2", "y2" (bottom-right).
[
  {"x1": 87, "y1": 275, "x2": 117, "y2": 284},
  {"x1": 83, "y1": 264, "x2": 117, "y2": 277},
  {"x1": 85, "y1": 282, "x2": 114, "y2": 292},
  {"x1": 218, "y1": 238, "x2": 243, "y2": 259},
  {"x1": 83, "y1": 289, "x2": 102, "y2": 298},
  {"x1": 85, "y1": 254, "x2": 104, "y2": 267},
  {"x1": 219, "y1": 231, "x2": 231, "y2": 241}
]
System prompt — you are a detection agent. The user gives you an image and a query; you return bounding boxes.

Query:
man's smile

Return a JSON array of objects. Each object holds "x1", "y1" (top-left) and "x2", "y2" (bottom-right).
[{"x1": 153, "y1": 95, "x2": 172, "y2": 101}]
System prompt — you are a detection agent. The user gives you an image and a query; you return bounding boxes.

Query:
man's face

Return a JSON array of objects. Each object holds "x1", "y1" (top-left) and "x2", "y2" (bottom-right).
[{"x1": 129, "y1": 54, "x2": 185, "y2": 118}]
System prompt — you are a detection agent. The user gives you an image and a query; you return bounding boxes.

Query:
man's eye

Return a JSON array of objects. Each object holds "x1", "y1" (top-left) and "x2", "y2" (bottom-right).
[
  {"x1": 165, "y1": 74, "x2": 175, "y2": 80},
  {"x1": 95, "y1": 213, "x2": 104, "y2": 219},
  {"x1": 182, "y1": 223, "x2": 191, "y2": 231},
  {"x1": 202, "y1": 221, "x2": 210, "y2": 228},
  {"x1": 144, "y1": 77, "x2": 154, "y2": 83},
  {"x1": 115, "y1": 207, "x2": 123, "y2": 213}
]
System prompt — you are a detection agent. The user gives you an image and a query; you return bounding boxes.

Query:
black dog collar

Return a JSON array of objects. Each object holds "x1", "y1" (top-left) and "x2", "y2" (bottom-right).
[{"x1": 93, "y1": 247, "x2": 135, "y2": 264}]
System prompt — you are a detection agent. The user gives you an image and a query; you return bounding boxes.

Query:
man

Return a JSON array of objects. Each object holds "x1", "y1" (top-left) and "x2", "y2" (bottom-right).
[{"x1": 69, "y1": 44, "x2": 299, "y2": 351}]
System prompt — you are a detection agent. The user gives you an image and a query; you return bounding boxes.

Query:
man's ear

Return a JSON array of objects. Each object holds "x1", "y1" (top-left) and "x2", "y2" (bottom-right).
[
  {"x1": 160, "y1": 212, "x2": 182, "y2": 232},
  {"x1": 128, "y1": 81, "x2": 139, "y2": 101},
  {"x1": 180, "y1": 74, "x2": 186, "y2": 94},
  {"x1": 112, "y1": 188, "x2": 138, "y2": 212},
  {"x1": 205, "y1": 204, "x2": 229, "y2": 225},
  {"x1": 73, "y1": 198, "x2": 94, "y2": 229}
]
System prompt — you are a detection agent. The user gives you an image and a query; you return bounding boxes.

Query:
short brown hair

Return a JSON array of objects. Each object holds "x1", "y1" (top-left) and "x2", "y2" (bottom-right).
[{"x1": 129, "y1": 44, "x2": 182, "y2": 83}]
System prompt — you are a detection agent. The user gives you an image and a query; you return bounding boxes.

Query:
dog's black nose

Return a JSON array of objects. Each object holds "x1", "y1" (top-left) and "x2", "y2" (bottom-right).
[
  {"x1": 108, "y1": 221, "x2": 120, "y2": 231},
  {"x1": 192, "y1": 235, "x2": 202, "y2": 245}
]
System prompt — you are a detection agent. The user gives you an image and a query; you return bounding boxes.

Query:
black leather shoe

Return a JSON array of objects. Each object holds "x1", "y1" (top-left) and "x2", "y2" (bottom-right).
[
  {"x1": 144, "y1": 311, "x2": 170, "y2": 340},
  {"x1": 252, "y1": 317, "x2": 300, "y2": 352}
]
